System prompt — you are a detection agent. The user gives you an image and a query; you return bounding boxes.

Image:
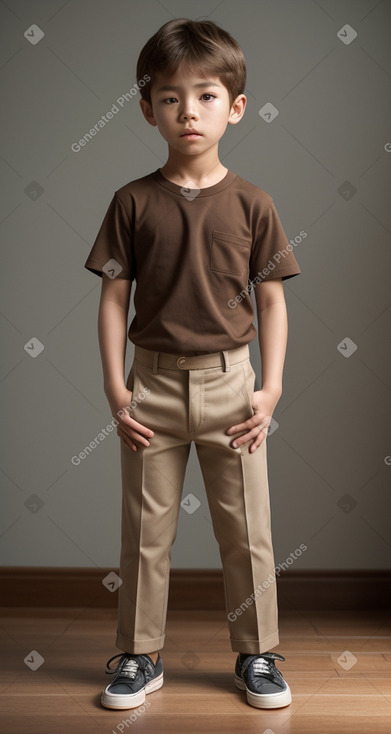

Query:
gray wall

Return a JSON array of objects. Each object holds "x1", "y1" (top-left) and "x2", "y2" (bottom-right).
[{"x1": 1, "y1": 0, "x2": 390, "y2": 571}]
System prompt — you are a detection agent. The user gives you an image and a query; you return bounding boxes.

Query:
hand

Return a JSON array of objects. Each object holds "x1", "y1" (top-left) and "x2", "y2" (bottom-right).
[
  {"x1": 106, "y1": 386, "x2": 154, "y2": 452},
  {"x1": 226, "y1": 388, "x2": 281, "y2": 453}
]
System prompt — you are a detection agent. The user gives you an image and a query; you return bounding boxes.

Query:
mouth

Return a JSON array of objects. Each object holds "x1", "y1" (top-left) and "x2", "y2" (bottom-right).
[{"x1": 180, "y1": 130, "x2": 202, "y2": 138}]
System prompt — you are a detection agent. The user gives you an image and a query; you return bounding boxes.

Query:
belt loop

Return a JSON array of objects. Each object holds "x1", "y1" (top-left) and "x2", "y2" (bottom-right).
[
  {"x1": 152, "y1": 351, "x2": 159, "y2": 374},
  {"x1": 222, "y1": 350, "x2": 230, "y2": 372}
]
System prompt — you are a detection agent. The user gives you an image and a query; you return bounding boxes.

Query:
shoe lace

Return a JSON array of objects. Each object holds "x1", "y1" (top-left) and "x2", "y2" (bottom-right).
[
  {"x1": 243, "y1": 652, "x2": 285, "y2": 683},
  {"x1": 253, "y1": 658, "x2": 281, "y2": 681},
  {"x1": 105, "y1": 653, "x2": 141, "y2": 679}
]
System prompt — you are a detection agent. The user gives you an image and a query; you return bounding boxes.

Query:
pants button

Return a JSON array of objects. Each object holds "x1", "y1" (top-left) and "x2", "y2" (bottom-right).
[{"x1": 177, "y1": 357, "x2": 186, "y2": 368}]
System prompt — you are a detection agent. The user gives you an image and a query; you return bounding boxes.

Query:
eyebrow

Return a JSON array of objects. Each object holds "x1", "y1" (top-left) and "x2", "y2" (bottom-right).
[{"x1": 156, "y1": 82, "x2": 222, "y2": 92}]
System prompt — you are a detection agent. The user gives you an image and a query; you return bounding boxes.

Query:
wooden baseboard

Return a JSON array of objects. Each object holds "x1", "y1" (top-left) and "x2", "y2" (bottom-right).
[{"x1": 0, "y1": 568, "x2": 389, "y2": 610}]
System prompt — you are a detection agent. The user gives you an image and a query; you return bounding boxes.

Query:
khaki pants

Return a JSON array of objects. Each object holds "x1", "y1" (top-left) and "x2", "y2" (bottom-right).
[{"x1": 116, "y1": 343, "x2": 279, "y2": 655}]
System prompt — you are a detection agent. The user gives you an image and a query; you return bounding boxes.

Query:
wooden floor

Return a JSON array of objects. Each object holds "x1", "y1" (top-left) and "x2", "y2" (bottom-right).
[{"x1": 1, "y1": 606, "x2": 391, "y2": 733}]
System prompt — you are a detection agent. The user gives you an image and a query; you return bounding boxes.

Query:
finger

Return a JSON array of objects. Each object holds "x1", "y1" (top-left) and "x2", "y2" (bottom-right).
[
  {"x1": 117, "y1": 424, "x2": 152, "y2": 448},
  {"x1": 250, "y1": 431, "x2": 267, "y2": 452},
  {"x1": 226, "y1": 414, "x2": 257, "y2": 434},
  {"x1": 259, "y1": 415, "x2": 272, "y2": 434},
  {"x1": 232, "y1": 424, "x2": 266, "y2": 448},
  {"x1": 231, "y1": 430, "x2": 257, "y2": 448},
  {"x1": 118, "y1": 430, "x2": 138, "y2": 452},
  {"x1": 123, "y1": 430, "x2": 151, "y2": 447},
  {"x1": 244, "y1": 418, "x2": 271, "y2": 443},
  {"x1": 121, "y1": 414, "x2": 154, "y2": 438}
]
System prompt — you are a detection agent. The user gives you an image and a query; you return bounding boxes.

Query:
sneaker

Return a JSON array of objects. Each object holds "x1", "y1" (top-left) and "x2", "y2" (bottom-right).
[
  {"x1": 234, "y1": 651, "x2": 291, "y2": 709},
  {"x1": 101, "y1": 652, "x2": 164, "y2": 710}
]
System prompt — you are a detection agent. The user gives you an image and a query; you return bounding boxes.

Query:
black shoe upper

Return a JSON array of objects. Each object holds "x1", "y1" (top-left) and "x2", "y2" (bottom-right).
[
  {"x1": 235, "y1": 651, "x2": 287, "y2": 695},
  {"x1": 105, "y1": 653, "x2": 163, "y2": 695}
]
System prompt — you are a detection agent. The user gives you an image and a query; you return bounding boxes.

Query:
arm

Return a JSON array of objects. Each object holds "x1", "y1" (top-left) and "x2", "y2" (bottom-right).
[
  {"x1": 98, "y1": 273, "x2": 154, "y2": 451},
  {"x1": 98, "y1": 273, "x2": 131, "y2": 394},
  {"x1": 226, "y1": 278, "x2": 288, "y2": 452},
  {"x1": 255, "y1": 277, "x2": 287, "y2": 400}
]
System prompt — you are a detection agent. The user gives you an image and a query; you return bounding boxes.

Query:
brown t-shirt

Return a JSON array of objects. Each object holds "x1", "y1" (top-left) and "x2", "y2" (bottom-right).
[{"x1": 84, "y1": 168, "x2": 301, "y2": 355}]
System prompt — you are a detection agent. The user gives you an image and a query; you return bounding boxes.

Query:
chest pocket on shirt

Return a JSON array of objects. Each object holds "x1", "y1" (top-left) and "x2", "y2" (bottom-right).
[{"x1": 210, "y1": 230, "x2": 251, "y2": 276}]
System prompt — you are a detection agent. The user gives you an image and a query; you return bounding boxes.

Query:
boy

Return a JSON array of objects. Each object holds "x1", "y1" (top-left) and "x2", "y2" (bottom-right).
[{"x1": 84, "y1": 18, "x2": 301, "y2": 712}]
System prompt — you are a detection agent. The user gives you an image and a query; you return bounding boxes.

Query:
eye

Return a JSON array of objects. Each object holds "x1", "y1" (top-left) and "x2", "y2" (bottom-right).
[
  {"x1": 162, "y1": 97, "x2": 178, "y2": 104},
  {"x1": 201, "y1": 94, "x2": 216, "y2": 101}
]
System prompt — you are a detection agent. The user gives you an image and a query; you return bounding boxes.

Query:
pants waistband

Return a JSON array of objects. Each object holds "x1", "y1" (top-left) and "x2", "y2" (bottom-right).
[{"x1": 133, "y1": 344, "x2": 250, "y2": 374}]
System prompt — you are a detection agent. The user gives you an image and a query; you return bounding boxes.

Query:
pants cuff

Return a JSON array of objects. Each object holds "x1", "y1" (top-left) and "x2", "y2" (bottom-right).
[
  {"x1": 230, "y1": 629, "x2": 279, "y2": 653},
  {"x1": 116, "y1": 632, "x2": 165, "y2": 654}
]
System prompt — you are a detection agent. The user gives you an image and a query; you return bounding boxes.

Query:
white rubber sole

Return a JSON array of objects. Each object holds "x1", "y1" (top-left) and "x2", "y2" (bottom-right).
[
  {"x1": 101, "y1": 672, "x2": 164, "y2": 710},
  {"x1": 234, "y1": 673, "x2": 292, "y2": 709}
]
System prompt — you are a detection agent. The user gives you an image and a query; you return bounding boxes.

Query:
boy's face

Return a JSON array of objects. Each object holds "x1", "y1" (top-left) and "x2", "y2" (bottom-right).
[{"x1": 139, "y1": 67, "x2": 246, "y2": 156}]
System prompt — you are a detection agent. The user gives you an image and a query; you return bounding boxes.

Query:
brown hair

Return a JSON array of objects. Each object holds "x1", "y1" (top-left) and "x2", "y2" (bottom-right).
[{"x1": 136, "y1": 18, "x2": 246, "y2": 108}]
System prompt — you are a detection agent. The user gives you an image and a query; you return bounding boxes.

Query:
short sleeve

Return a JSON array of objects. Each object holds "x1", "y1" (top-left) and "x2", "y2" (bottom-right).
[
  {"x1": 249, "y1": 199, "x2": 301, "y2": 282},
  {"x1": 84, "y1": 194, "x2": 134, "y2": 280}
]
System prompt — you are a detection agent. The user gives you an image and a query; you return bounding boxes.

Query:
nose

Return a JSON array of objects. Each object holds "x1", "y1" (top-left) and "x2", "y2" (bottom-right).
[{"x1": 179, "y1": 98, "x2": 199, "y2": 121}]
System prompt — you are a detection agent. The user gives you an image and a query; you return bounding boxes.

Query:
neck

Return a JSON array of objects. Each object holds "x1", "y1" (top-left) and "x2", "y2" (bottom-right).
[{"x1": 160, "y1": 150, "x2": 227, "y2": 187}]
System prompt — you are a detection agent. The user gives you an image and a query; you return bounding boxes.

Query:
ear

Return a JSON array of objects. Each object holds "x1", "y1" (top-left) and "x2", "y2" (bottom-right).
[
  {"x1": 228, "y1": 94, "x2": 247, "y2": 125},
  {"x1": 139, "y1": 99, "x2": 158, "y2": 127}
]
